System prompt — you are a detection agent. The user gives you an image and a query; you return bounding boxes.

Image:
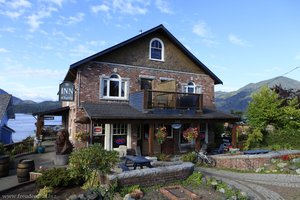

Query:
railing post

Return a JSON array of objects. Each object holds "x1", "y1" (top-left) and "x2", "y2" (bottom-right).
[{"x1": 144, "y1": 90, "x2": 148, "y2": 109}]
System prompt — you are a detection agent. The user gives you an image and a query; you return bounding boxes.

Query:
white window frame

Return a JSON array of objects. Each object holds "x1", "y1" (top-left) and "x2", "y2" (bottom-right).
[
  {"x1": 149, "y1": 38, "x2": 164, "y2": 61},
  {"x1": 100, "y1": 74, "x2": 129, "y2": 100},
  {"x1": 183, "y1": 82, "x2": 202, "y2": 94}
]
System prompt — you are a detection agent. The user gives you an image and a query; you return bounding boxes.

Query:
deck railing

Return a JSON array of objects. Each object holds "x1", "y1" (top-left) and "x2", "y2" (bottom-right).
[{"x1": 143, "y1": 90, "x2": 203, "y2": 110}]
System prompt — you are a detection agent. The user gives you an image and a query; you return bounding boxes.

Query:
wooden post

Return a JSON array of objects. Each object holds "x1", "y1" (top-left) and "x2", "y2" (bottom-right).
[
  {"x1": 148, "y1": 124, "x2": 154, "y2": 156},
  {"x1": 231, "y1": 124, "x2": 237, "y2": 148},
  {"x1": 195, "y1": 124, "x2": 201, "y2": 151},
  {"x1": 36, "y1": 115, "x2": 44, "y2": 139}
]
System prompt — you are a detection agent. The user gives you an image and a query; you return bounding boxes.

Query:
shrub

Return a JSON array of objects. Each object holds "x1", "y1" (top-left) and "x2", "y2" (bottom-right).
[
  {"x1": 182, "y1": 172, "x2": 203, "y2": 188},
  {"x1": 36, "y1": 168, "x2": 81, "y2": 188},
  {"x1": 181, "y1": 152, "x2": 197, "y2": 163},
  {"x1": 156, "y1": 153, "x2": 171, "y2": 161},
  {"x1": 36, "y1": 186, "x2": 53, "y2": 199},
  {"x1": 68, "y1": 144, "x2": 119, "y2": 186}
]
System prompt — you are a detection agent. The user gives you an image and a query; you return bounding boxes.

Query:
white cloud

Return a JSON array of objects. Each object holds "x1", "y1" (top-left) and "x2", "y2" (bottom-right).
[
  {"x1": 193, "y1": 21, "x2": 211, "y2": 38},
  {"x1": 4, "y1": 66, "x2": 65, "y2": 78},
  {"x1": 27, "y1": 6, "x2": 58, "y2": 32},
  {"x1": 192, "y1": 21, "x2": 217, "y2": 47},
  {"x1": 155, "y1": 0, "x2": 173, "y2": 14},
  {"x1": 228, "y1": 34, "x2": 249, "y2": 46},
  {"x1": 9, "y1": 0, "x2": 31, "y2": 9},
  {"x1": 46, "y1": 0, "x2": 64, "y2": 7},
  {"x1": 52, "y1": 30, "x2": 76, "y2": 42},
  {"x1": 112, "y1": 0, "x2": 148, "y2": 15},
  {"x1": 295, "y1": 52, "x2": 300, "y2": 60},
  {"x1": 0, "y1": 47, "x2": 9, "y2": 53},
  {"x1": 0, "y1": 27, "x2": 15, "y2": 33},
  {"x1": 91, "y1": 4, "x2": 110, "y2": 13},
  {"x1": 69, "y1": 44, "x2": 96, "y2": 59},
  {"x1": 58, "y1": 12, "x2": 85, "y2": 25},
  {"x1": 0, "y1": 10, "x2": 23, "y2": 18}
]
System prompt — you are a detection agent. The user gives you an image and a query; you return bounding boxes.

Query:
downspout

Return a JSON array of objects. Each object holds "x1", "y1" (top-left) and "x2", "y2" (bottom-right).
[{"x1": 77, "y1": 70, "x2": 81, "y2": 108}]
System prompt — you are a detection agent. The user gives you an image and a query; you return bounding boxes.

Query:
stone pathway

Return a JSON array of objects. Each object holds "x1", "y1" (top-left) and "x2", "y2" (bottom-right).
[
  {"x1": 0, "y1": 143, "x2": 56, "y2": 193},
  {"x1": 196, "y1": 167, "x2": 300, "y2": 200}
]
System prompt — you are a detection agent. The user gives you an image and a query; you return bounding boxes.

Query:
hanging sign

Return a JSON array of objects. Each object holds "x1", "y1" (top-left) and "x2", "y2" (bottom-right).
[
  {"x1": 93, "y1": 126, "x2": 103, "y2": 135},
  {"x1": 59, "y1": 81, "x2": 75, "y2": 101}
]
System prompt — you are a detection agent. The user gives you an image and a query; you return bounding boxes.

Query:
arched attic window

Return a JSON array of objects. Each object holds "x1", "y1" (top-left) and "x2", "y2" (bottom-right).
[
  {"x1": 184, "y1": 82, "x2": 202, "y2": 94},
  {"x1": 149, "y1": 38, "x2": 164, "y2": 61}
]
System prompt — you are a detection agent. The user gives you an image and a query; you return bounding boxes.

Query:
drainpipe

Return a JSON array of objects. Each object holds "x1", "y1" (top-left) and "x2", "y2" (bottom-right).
[{"x1": 77, "y1": 70, "x2": 81, "y2": 108}]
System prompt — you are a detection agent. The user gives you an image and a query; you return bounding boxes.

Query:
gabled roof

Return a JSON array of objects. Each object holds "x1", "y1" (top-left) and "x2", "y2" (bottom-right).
[
  {"x1": 0, "y1": 94, "x2": 14, "y2": 120},
  {"x1": 67, "y1": 24, "x2": 222, "y2": 84}
]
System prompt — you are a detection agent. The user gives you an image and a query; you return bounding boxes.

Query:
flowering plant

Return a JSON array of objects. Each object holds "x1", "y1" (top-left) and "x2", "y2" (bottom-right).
[
  {"x1": 155, "y1": 126, "x2": 167, "y2": 144},
  {"x1": 183, "y1": 127, "x2": 199, "y2": 142},
  {"x1": 74, "y1": 131, "x2": 88, "y2": 141}
]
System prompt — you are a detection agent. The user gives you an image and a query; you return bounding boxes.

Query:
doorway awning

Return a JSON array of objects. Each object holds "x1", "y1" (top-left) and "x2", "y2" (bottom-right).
[{"x1": 32, "y1": 106, "x2": 70, "y2": 116}]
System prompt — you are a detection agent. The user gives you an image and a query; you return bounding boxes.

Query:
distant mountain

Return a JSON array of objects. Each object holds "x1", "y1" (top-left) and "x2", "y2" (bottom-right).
[
  {"x1": 215, "y1": 76, "x2": 300, "y2": 113},
  {"x1": 0, "y1": 88, "x2": 61, "y2": 114}
]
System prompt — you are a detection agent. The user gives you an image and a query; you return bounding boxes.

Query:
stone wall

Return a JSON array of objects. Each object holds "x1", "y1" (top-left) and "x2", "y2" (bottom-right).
[
  {"x1": 213, "y1": 150, "x2": 300, "y2": 171},
  {"x1": 107, "y1": 162, "x2": 194, "y2": 187}
]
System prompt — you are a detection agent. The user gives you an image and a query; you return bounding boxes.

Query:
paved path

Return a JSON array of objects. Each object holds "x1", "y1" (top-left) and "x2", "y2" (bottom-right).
[
  {"x1": 196, "y1": 167, "x2": 300, "y2": 200},
  {"x1": 0, "y1": 143, "x2": 56, "y2": 193}
]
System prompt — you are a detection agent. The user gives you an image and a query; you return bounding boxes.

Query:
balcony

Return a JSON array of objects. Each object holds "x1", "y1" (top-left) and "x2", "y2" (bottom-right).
[{"x1": 129, "y1": 90, "x2": 203, "y2": 112}]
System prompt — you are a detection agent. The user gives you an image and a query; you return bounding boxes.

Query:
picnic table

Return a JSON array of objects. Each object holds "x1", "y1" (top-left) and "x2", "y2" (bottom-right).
[{"x1": 124, "y1": 155, "x2": 153, "y2": 170}]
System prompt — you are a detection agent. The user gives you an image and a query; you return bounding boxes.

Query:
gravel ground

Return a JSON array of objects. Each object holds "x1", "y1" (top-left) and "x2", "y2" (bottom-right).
[{"x1": 197, "y1": 166, "x2": 300, "y2": 200}]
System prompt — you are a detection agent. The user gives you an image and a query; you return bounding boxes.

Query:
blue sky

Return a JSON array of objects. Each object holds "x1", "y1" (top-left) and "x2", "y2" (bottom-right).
[{"x1": 0, "y1": 0, "x2": 299, "y2": 102}]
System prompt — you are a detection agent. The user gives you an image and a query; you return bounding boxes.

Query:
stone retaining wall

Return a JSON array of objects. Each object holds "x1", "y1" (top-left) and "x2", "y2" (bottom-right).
[
  {"x1": 213, "y1": 150, "x2": 300, "y2": 170},
  {"x1": 107, "y1": 162, "x2": 194, "y2": 187}
]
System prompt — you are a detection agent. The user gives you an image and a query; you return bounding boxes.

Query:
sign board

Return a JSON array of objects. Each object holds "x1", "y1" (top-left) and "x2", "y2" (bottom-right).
[
  {"x1": 93, "y1": 126, "x2": 103, "y2": 135},
  {"x1": 44, "y1": 115, "x2": 54, "y2": 120},
  {"x1": 59, "y1": 81, "x2": 75, "y2": 101}
]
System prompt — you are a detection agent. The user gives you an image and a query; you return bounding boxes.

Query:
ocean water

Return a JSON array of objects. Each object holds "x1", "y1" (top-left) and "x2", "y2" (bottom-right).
[{"x1": 7, "y1": 113, "x2": 62, "y2": 142}]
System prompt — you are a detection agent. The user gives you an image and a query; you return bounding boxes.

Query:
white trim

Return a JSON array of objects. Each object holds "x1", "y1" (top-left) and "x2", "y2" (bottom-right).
[
  {"x1": 100, "y1": 74, "x2": 129, "y2": 100},
  {"x1": 160, "y1": 77, "x2": 175, "y2": 81},
  {"x1": 105, "y1": 124, "x2": 111, "y2": 150},
  {"x1": 149, "y1": 38, "x2": 165, "y2": 61},
  {"x1": 127, "y1": 124, "x2": 132, "y2": 148},
  {"x1": 205, "y1": 123, "x2": 208, "y2": 144},
  {"x1": 139, "y1": 75, "x2": 155, "y2": 80}
]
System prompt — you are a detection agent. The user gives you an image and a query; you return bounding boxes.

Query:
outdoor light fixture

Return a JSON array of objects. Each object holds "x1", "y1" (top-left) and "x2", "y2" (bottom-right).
[{"x1": 171, "y1": 123, "x2": 182, "y2": 129}]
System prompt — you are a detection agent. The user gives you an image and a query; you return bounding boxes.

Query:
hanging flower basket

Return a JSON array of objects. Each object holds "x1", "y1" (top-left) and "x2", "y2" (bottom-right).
[
  {"x1": 155, "y1": 126, "x2": 167, "y2": 144},
  {"x1": 183, "y1": 127, "x2": 199, "y2": 142},
  {"x1": 74, "y1": 131, "x2": 88, "y2": 141}
]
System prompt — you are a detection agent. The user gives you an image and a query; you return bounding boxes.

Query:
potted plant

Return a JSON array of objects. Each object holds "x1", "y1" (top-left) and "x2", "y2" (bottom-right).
[
  {"x1": 155, "y1": 126, "x2": 167, "y2": 144},
  {"x1": 183, "y1": 127, "x2": 199, "y2": 143}
]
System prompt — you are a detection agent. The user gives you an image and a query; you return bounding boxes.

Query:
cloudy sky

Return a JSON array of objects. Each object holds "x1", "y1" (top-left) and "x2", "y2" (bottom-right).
[{"x1": 0, "y1": 0, "x2": 299, "y2": 102}]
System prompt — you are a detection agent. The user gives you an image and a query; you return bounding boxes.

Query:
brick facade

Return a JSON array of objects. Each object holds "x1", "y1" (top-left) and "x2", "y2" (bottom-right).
[{"x1": 60, "y1": 25, "x2": 226, "y2": 154}]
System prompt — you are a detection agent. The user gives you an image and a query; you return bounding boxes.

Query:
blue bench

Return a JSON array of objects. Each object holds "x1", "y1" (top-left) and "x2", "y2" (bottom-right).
[{"x1": 118, "y1": 163, "x2": 130, "y2": 172}]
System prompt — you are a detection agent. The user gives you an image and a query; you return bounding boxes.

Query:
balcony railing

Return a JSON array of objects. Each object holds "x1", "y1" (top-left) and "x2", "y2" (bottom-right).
[{"x1": 143, "y1": 90, "x2": 203, "y2": 110}]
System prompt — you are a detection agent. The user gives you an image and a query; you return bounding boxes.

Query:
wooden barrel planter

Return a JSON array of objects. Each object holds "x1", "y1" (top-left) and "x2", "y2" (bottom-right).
[
  {"x1": 17, "y1": 159, "x2": 35, "y2": 183},
  {"x1": 0, "y1": 155, "x2": 10, "y2": 178}
]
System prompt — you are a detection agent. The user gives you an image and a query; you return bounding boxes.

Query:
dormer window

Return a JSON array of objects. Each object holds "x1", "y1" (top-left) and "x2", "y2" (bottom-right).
[
  {"x1": 101, "y1": 74, "x2": 129, "y2": 100},
  {"x1": 149, "y1": 38, "x2": 164, "y2": 61}
]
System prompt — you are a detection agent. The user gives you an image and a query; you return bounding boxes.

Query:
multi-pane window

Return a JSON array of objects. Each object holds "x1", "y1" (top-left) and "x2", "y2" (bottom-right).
[
  {"x1": 101, "y1": 74, "x2": 128, "y2": 99},
  {"x1": 184, "y1": 82, "x2": 202, "y2": 94},
  {"x1": 112, "y1": 124, "x2": 128, "y2": 148},
  {"x1": 149, "y1": 38, "x2": 164, "y2": 61}
]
